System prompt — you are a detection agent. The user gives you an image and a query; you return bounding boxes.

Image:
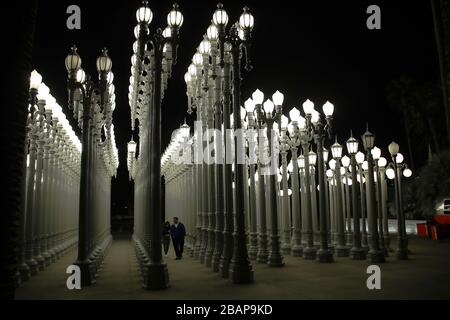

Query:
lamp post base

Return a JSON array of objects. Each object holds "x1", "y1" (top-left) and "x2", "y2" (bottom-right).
[
  {"x1": 26, "y1": 258, "x2": 38, "y2": 276},
  {"x1": 281, "y1": 243, "x2": 291, "y2": 255},
  {"x1": 248, "y1": 233, "x2": 258, "y2": 260},
  {"x1": 267, "y1": 254, "x2": 284, "y2": 267},
  {"x1": 303, "y1": 246, "x2": 317, "y2": 260},
  {"x1": 396, "y1": 237, "x2": 409, "y2": 260},
  {"x1": 350, "y1": 247, "x2": 367, "y2": 260},
  {"x1": 74, "y1": 260, "x2": 96, "y2": 287},
  {"x1": 291, "y1": 244, "x2": 303, "y2": 257},
  {"x1": 335, "y1": 245, "x2": 350, "y2": 257},
  {"x1": 229, "y1": 259, "x2": 254, "y2": 284},
  {"x1": 396, "y1": 249, "x2": 408, "y2": 260},
  {"x1": 317, "y1": 249, "x2": 334, "y2": 263},
  {"x1": 19, "y1": 263, "x2": 31, "y2": 282},
  {"x1": 367, "y1": 250, "x2": 386, "y2": 263},
  {"x1": 142, "y1": 262, "x2": 170, "y2": 290}
]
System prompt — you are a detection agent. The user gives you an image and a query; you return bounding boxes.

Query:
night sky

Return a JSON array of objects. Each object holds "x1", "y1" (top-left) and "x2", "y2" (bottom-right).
[{"x1": 29, "y1": 0, "x2": 437, "y2": 215}]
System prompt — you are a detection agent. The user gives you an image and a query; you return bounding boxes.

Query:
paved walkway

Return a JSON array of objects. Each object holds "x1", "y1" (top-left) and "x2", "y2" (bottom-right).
[{"x1": 15, "y1": 237, "x2": 450, "y2": 300}]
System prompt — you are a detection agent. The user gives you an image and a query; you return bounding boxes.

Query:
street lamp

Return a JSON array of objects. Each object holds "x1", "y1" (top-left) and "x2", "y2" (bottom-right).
[
  {"x1": 131, "y1": 1, "x2": 184, "y2": 290},
  {"x1": 388, "y1": 142, "x2": 410, "y2": 260},
  {"x1": 280, "y1": 116, "x2": 292, "y2": 255},
  {"x1": 346, "y1": 133, "x2": 366, "y2": 259},
  {"x1": 213, "y1": 3, "x2": 255, "y2": 283},
  {"x1": 341, "y1": 155, "x2": 352, "y2": 247},
  {"x1": 331, "y1": 138, "x2": 349, "y2": 257},
  {"x1": 66, "y1": 44, "x2": 116, "y2": 286},
  {"x1": 287, "y1": 107, "x2": 303, "y2": 257},
  {"x1": 252, "y1": 89, "x2": 270, "y2": 264},
  {"x1": 255, "y1": 96, "x2": 284, "y2": 267},
  {"x1": 371, "y1": 146, "x2": 388, "y2": 256},
  {"x1": 245, "y1": 98, "x2": 259, "y2": 260},
  {"x1": 361, "y1": 126, "x2": 385, "y2": 263}
]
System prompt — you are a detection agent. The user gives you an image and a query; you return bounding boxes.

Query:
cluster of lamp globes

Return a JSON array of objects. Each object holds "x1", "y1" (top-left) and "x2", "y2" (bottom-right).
[
  {"x1": 29, "y1": 70, "x2": 82, "y2": 154},
  {"x1": 63, "y1": 44, "x2": 120, "y2": 174},
  {"x1": 242, "y1": 89, "x2": 334, "y2": 129},
  {"x1": 184, "y1": 3, "x2": 254, "y2": 86},
  {"x1": 129, "y1": 2, "x2": 184, "y2": 130},
  {"x1": 64, "y1": 46, "x2": 116, "y2": 115},
  {"x1": 161, "y1": 122, "x2": 191, "y2": 168}
]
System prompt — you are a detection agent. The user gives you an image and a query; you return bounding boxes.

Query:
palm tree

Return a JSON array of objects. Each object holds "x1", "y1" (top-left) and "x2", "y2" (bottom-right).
[
  {"x1": 412, "y1": 82, "x2": 445, "y2": 155},
  {"x1": 387, "y1": 77, "x2": 418, "y2": 170}
]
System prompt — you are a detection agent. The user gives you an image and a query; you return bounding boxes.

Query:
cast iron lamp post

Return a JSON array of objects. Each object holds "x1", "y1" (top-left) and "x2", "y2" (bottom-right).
[
  {"x1": 255, "y1": 97, "x2": 284, "y2": 267},
  {"x1": 371, "y1": 146, "x2": 387, "y2": 256},
  {"x1": 132, "y1": 1, "x2": 183, "y2": 289},
  {"x1": 251, "y1": 89, "x2": 270, "y2": 264},
  {"x1": 213, "y1": 3, "x2": 255, "y2": 282},
  {"x1": 341, "y1": 155, "x2": 353, "y2": 248},
  {"x1": 331, "y1": 139, "x2": 350, "y2": 257},
  {"x1": 65, "y1": 45, "x2": 114, "y2": 286},
  {"x1": 355, "y1": 151, "x2": 369, "y2": 250},
  {"x1": 280, "y1": 115, "x2": 292, "y2": 255},
  {"x1": 346, "y1": 133, "x2": 366, "y2": 260},
  {"x1": 287, "y1": 108, "x2": 303, "y2": 257},
  {"x1": 361, "y1": 127, "x2": 385, "y2": 263},
  {"x1": 377, "y1": 156, "x2": 391, "y2": 252},
  {"x1": 387, "y1": 143, "x2": 411, "y2": 260},
  {"x1": 244, "y1": 98, "x2": 259, "y2": 260}
]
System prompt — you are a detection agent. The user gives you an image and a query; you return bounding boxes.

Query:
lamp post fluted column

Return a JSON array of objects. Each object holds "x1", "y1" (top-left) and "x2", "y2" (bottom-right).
[
  {"x1": 347, "y1": 134, "x2": 366, "y2": 260},
  {"x1": 245, "y1": 107, "x2": 259, "y2": 260},
  {"x1": 356, "y1": 153, "x2": 369, "y2": 251},
  {"x1": 388, "y1": 142, "x2": 409, "y2": 260},
  {"x1": 289, "y1": 147, "x2": 303, "y2": 257},
  {"x1": 228, "y1": 31, "x2": 254, "y2": 283},
  {"x1": 331, "y1": 140, "x2": 349, "y2": 257},
  {"x1": 362, "y1": 127, "x2": 385, "y2": 263},
  {"x1": 315, "y1": 133, "x2": 333, "y2": 262},
  {"x1": 134, "y1": 2, "x2": 183, "y2": 289},
  {"x1": 212, "y1": 42, "x2": 225, "y2": 272},
  {"x1": 219, "y1": 46, "x2": 234, "y2": 278},
  {"x1": 280, "y1": 132, "x2": 291, "y2": 255}
]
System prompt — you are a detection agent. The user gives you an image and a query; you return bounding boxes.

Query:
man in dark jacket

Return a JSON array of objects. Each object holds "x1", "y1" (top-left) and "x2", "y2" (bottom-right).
[{"x1": 170, "y1": 217, "x2": 186, "y2": 260}]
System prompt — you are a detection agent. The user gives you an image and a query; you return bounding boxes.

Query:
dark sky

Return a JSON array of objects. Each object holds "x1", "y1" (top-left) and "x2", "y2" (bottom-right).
[{"x1": 29, "y1": 0, "x2": 437, "y2": 214}]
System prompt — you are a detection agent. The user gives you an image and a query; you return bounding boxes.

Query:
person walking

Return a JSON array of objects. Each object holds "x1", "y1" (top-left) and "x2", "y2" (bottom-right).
[
  {"x1": 162, "y1": 221, "x2": 171, "y2": 257},
  {"x1": 170, "y1": 217, "x2": 186, "y2": 260}
]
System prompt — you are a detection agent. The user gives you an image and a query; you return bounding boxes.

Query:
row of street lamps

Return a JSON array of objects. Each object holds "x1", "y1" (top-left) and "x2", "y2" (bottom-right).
[
  {"x1": 18, "y1": 71, "x2": 80, "y2": 284},
  {"x1": 127, "y1": 2, "x2": 413, "y2": 289}
]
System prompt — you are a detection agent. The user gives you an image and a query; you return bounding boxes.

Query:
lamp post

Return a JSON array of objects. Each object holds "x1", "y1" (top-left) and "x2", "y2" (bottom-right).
[
  {"x1": 388, "y1": 143, "x2": 410, "y2": 260},
  {"x1": 346, "y1": 133, "x2": 366, "y2": 260},
  {"x1": 361, "y1": 126, "x2": 385, "y2": 263},
  {"x1": 65, "y1": 44, "x2": 115, "y2": 286},
  {"x1": 331, "y1": 139, "x2": 349, "y2": 257},
  {"x1": 311, "y1": 103, "x2": 334, "y2": 262},
  {"x1": 296, "y1": 100, "x2": 316, "y2": 260},
  {"x1": 255, "y1": 97, "x2": 284, "y2": 267},
  {"x1": 133, "y1": 1, "x2": 183, "y2": 289},
  {"x1": 309, "y1": 150, "x2": 319, "y2": 246},
  {"x1": 280, "y1": 115, "x2": 292, "y2": 255},
  {"x1": 245, "y1": 98, "x2": 259, "y2": 260},
  {"x1": 287, "y1": 108, "x2": 303, "y2": 257},
  {"x1": 377, "y1": 156, "x2": 392, "y2": 252},
  {"x1": 206, "y1": 24, "x2": 226, "y2": 273},
  {"x1": 341, "y1": 155, "x2": 352, "y2": 247},
  {"x1": 371, "y1": 146, "x2": 387, "y2": 256},
  {"x1": 252, "y1": 90, "x2": 269, "y2": 264},
  {"x1": 356, "y1": 151, "x2": 369, "y2": 251},
  {"x1": 214, "y1": 3, "x2": 255, "y2": 282}
]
